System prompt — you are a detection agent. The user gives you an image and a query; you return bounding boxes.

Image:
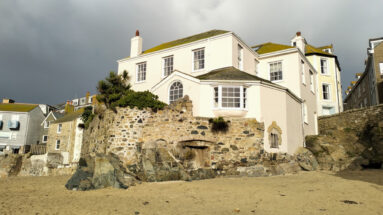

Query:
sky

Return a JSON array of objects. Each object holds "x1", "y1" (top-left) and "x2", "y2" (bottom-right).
[{"x1": 1, "y1": 0, "x2": 382, "y2": 105}]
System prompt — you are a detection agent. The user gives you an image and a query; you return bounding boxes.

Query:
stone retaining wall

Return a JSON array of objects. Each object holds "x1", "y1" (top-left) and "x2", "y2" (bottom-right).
[{"x1": 82, "y1": 97, "x2": 297, "y2": 176}]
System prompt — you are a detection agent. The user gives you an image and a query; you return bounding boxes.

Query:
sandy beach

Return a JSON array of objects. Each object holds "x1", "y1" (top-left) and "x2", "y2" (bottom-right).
[{"x1": 0, "y1": 170, "x2": 382, "y2": 215}]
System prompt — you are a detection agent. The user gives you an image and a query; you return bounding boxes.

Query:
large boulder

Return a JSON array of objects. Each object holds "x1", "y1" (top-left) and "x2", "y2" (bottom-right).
[
  {"x1": 0, "y1": 154, "x2": 24, "y2": 178},
  {"x1": 65, "y1": 154, "x2": 137, "y2": 191},
  {"x1": 295, "y1": 147, "x2": 318, "y2": 171}
]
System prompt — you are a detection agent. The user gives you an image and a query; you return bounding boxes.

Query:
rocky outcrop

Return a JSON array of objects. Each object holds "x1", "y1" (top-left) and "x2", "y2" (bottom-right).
[
  {"x1": 0, "y1": 154, "x2": 24, "y2": 178},
  {"x1": 306, "y1": 105, "x2": 383, "y2": 171},
  {"x1": 295, "y1": 147, "x2": 318, "y2": 171}
]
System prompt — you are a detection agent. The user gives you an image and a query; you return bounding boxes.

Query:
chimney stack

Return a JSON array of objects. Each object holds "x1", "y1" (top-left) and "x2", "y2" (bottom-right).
[
  {"x1": 130, "y1": 29, "x2": 143, "y2": 58},
  {"x1": 291, "y1": 31, "x2": 306, "y2": 53},
  {"x1": 2, "y1": 98, "x2": 15, "y2": 104}
]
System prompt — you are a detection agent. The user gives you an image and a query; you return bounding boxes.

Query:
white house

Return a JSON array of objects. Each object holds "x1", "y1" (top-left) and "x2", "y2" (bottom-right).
[{"x1": 117, "y1": 30, "x2": 319, "y2": 155}]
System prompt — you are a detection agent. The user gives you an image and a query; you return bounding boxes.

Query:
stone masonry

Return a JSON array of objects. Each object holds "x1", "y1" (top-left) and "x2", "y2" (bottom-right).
[{"x1": 81, "y1": 97, "x2": 297, "y2": 177}]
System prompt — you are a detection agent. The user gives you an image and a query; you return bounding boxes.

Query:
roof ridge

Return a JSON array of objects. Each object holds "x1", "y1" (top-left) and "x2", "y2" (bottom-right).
[{"x1": 141, "y1": 29, "x2": 230, "y2": 55}]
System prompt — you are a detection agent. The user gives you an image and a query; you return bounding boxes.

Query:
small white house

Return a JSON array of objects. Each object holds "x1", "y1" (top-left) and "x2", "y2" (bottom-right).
[{"x1": 117, "y1": 30, "x2": 319, "y2": 154}]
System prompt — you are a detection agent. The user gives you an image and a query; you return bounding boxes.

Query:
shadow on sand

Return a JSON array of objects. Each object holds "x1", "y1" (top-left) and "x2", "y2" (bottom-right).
[{"x1": 335, "y1": 169, "x2": 383, "y2": 186}]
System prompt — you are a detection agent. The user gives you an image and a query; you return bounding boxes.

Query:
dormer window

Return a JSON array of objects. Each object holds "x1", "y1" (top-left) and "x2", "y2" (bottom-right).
[{"x1": 44, "y1": 121, "x2": 50, "y2": 128}]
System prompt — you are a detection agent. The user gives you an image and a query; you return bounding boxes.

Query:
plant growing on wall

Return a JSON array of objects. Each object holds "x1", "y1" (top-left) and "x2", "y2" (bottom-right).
[
  {"x1": 209, "y1": 117, "x2": 229, "y2": 133},
  {"x1": 80, "y1": 106, "x2": 95, "y2": 129}
]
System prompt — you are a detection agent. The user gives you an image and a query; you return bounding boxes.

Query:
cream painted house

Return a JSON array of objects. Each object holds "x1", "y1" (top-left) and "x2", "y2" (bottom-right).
[
  {"x1": 253, "y1": 32, "x2": 343, "y2": 116},
  {"x1": 117, "y1": 30, "x2": 319, "y2": 154}
]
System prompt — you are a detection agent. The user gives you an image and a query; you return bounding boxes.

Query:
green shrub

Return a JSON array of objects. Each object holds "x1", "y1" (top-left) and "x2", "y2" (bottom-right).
[
  {"x1": 343, "y1": 127, "x2": 352, "y2": 133},
  {"x1": 209, "y1": 117, "x2": 229, "y2": 133},
  {"x1": 118, "y1": 90, "x2": 166, "y2": 111},
  {"x1": 81, "y1": 106, "x2": 95, "y2": 129},
  {"x1": 96, "y1": 71, "x2": 166, "y2": 112}
]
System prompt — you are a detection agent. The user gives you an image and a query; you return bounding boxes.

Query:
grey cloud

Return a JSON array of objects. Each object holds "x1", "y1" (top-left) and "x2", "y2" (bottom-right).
[{"x1": 0, "y1": 0, "x2": 382, "y2": 105}]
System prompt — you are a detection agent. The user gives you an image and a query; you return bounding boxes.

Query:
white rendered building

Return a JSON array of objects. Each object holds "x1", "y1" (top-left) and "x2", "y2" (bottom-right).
[{"x1": 117, "y1": 30, "x2": 319, "y2": 154}]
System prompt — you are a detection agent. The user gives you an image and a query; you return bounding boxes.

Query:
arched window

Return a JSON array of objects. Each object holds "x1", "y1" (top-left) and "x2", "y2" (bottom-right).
[{"x1": 169, "y1": 81, "x2": 183, "y2": 103}]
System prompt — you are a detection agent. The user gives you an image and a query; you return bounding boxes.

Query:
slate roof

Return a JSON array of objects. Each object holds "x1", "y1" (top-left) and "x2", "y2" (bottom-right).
[
  {"x1": 252, "y1": 42, "x2": 294, "y2": 54},
  {"x1": 52, "y1": 112, "x2": 65, "y2": 119},
  {"x1": 196, "y1": 67, "x2": 272, "y2": 83},
  {"x1": 0, "y1": 103, "x2": 38, "y2": 112},
  {"x1": 52, "y1": 109, "x2": 83, "y2": 124},
  {"x1": 141, "y1": 30, "x2": 229, "y2": 55}
]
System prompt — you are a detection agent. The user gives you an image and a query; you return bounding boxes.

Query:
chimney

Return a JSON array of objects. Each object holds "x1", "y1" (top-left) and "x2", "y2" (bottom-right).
[
  {"x1": 291, "y1": 31, "x2": 306, "y2": 53},
  {"x1": 86, "y1": 91, "x2": 90, "y2": 104},
  {"x1": 2, "y1": 98, "x2": 15, "y2": 104},
  {"x1": 130, "y1": 30, "x2": 143, "y2": 58}
]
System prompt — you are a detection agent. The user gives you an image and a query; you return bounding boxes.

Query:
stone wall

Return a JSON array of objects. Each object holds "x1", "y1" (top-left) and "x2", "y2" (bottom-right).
[
  {"x1": 306, "y1": 104, "x2": 383, "y2": 171},
  {"x1": 81, "y1": 97, "x2": 298, "y2": 178}
]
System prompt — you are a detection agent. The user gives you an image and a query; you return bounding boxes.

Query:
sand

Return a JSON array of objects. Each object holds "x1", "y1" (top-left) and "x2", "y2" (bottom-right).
[{"x1": 0, "y1": 170, "x2": 382, "y2": 215}]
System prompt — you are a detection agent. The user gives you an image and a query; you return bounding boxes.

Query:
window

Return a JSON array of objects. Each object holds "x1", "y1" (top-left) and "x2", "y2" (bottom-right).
[
  {"x1": 320, "y1": 59, "x2": 328, "y2": 74},
  {"x1": 269, "y1": 61, "x2": 282, "y2": 81},
  {"x1": 243, "y1": 88, "x2": 247, "y2": 109},
  {"x1": 270, "y1": 129, "x2": 280, "y2": 148},
  {"x1": 222, "y1": 87, "x2": 241, "y2": 108},
  {"x1": 44, "y1": 121, "x2": 50, "y2": 128},
  {"x1": 301, "y1": 60, "x2": 305, "y2": 84},
  {"x1": 380, "y1": 63, "x2": 383, "y2": 75},
  {"x1": 0, "y1": 115, "x2": 2, "y2": 130},
  {"x1": 136, "y1": 62, "x2": 146, "y2": 82},
  {"x1": 169, "y1": 81, "x2": 183, "y2": 104},
  {"x1": 80, "y1": 98, "x2": 86, "y2": 105},
  {"x1": 42, "y1": 135, "x2": 48, "y2": 143},
  {"x1": 214, "y1": 86, "x2": 247, "y2": 109},
  {"x1": 73, "y1": 100, "x2": 78, "y2": 106},
  {"x1": 303, "y1": 103, "x2": 308, "y2": 123},
  {"x1": 57, "y1": 124, "x2": 62, "y2": 133},
  {"x1": 193, "y1": 48, "x2": 204, "y2": 71},
  {"x1": 309, "y1": 70, "x2": 314, "y2": 92},
  {"x1": 55, "y1": 140, "x2": 60, "y2": 150},
  {"x1": 163, "y1": 56, "x2": 173, "y2": 77},
  {"x1": 322, "y1": 84, "x2": 330, "y2": 100},
  {"x1": 8, "y1": 115, "x2": 20, "y2": 130},
  {"x1": 214, "y1": 87, "x2": 219, "y2": 108},
  {"x1": 238, "y1": 45, "x2": 243, "y2": 70}
]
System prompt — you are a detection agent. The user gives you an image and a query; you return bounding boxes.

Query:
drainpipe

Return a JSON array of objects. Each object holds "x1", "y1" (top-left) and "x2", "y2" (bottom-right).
[{"x1": 334, "y1": 59, "x2": 341, "y2": 112}]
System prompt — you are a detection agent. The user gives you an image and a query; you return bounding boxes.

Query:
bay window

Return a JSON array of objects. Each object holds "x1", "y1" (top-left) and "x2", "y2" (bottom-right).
[{"x1": 213, "y1": 86, "x2": 247, "y2": 109}]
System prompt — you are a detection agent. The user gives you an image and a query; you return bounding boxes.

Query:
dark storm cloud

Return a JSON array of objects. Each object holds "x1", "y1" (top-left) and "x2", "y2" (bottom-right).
[{"x1": 1, "y1": 0, "x2": 382, "y2": 105}]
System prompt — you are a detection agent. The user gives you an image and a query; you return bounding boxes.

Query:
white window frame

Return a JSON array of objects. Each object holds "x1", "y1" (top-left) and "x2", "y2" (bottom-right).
[
  {"x1": 42, "y1": 135, "x2": 48, "y2": 143},
  {"x1": 379, "y1": 63, "x2": 383, "y2": 75},
  {"x1": 213, "y1": 85, "x2": 247, "y2": 110},
  {"x1": 162, "y1": 55, "x2": 174, "y2": 78},
  {"x1": 322, "y1": 83, "x2": 331, "y2": 100},
  {"x1": 269, "y1": 61, "x2": 283, "y2": 82},
  {"x1": 55, "y1": 140, "x2": 60, "y2": 150},
  {"x1": 301, "y1": 60, "x2": 306, "y2": 85},
  {"x1": 303, "y1": 103, "x2": 308, "y2": 124},
  {"x1": 309, "y1": 70, "x2": 314, "y2": 93},
  {"x1": 238, "y1": 44, "x2": 243, "y2": 70},
  {"x1": 57, "y1": 124, "x2": 62, "y2": 133},
  {"x1": 168, "y1": 81, "x2": 183, "y2": 104},
  {"x1": 44, "y1": 121, "x2": 50, "y2": 128},
  {"x1": 320, "y1": 58, "x2": 329, "y2": 75},
  {"x1": 136, "y1": 62, "x2": 147, "y2": 83},
  {"x1": 192, "y1": 48, "x2": 205, "y2": 72}
]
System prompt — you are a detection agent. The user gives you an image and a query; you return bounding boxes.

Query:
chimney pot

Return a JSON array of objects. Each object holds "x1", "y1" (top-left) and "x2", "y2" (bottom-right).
[
  {"x1": 135, "y1": 30, "x2": 139, "y2": 37},
  {"x1": 296, "y1": 31, "x2": 301, "y2": 36}
]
